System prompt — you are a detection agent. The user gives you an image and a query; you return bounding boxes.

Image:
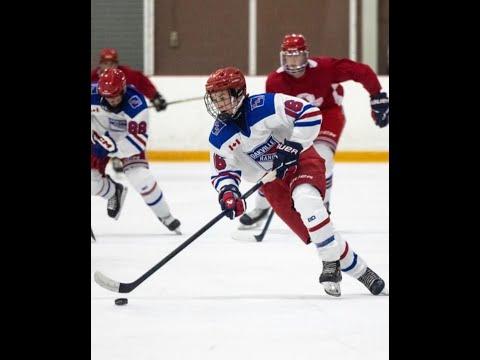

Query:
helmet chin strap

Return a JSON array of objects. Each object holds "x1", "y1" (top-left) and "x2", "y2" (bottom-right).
[
  {"x1": 218, "y1": 94, "x2": 246, "y2": 123},
  {"x1": 231, "y1": 94, "x2": 245, "y2": 116}
]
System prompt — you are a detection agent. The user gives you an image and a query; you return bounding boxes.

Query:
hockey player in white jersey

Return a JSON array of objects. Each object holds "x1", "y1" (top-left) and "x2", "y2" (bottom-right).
[
  {"x1": 91, "y1": 68, "x2": 181, "y2": 233},
  {"x1": 205, "y1": 67, "x2": 386, "y2": 296}
]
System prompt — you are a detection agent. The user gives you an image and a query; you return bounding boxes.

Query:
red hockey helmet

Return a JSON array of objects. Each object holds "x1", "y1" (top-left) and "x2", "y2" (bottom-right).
[
  {"x1": 205, "y1": 67, "x2": 247, "y2": 120},
  {"x1": 98, "y1": 68, "x2": 126, "y2": 98},
  {"x1": 280, "y1": 34, "x2": 310, "y2": 75},
  {"x1": 99, "y1": 48, "x2": 119, "y2": 63},
  {"x1": 205, "y1": 67, "x2": 246, "y2": 93},
  {"x1": 281, "y1": 34, "x2": 308, "y2": 52}
]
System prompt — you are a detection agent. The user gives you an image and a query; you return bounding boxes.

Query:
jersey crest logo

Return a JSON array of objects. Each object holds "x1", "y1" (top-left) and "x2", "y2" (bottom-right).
[
  {"x1": 247, "y1": 135, "x2": 279, "y2": 170},
  {"x1": 250, "y1": 95, "x2": 265, "y2": 110},
  {"x1": 128, "y1": 95, "x2": 142, "y2": 109},
  {"x1": 212, "y1": 119, "x2": 226, "y2": 136}
]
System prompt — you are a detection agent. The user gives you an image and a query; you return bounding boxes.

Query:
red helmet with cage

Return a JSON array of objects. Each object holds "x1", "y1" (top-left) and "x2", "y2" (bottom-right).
[
  {"x1": 99, "y1": 48, "x2": 119, "y2": 63},
  {"x1": 205, "y1": 67, "x2": 247, "y2": 120},
  {"x1": 280, "y1": 34, "x2": 310, "y2": 75},
  {"x1": 98, "y1": 68, "x2": 126, "y2": 98}
]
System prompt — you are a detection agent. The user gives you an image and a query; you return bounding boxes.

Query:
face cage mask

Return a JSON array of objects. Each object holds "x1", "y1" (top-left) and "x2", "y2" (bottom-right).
[
  {"x1": 204, "y1": 88, "x2": 246, "y2": 121},
  {"x1": 280, "y1": 50, "x2": 309, "y2": 74}
]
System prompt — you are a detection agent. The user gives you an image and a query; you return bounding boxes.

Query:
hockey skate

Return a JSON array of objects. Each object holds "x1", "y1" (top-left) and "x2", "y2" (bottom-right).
[
  {"x1": 238, "y1": 207, "x2": 270, "y2": 230},
  {"x1": 358, "y1": 267, "x2": 388, "y2": 295},
  {"x1": 159, "y1": 215, "x2": 182, "y2": 235},
  {"x1": 107, "y1": 177, "x2": 128, "y2": 220},
  {"x1": 319, "y1": 260, "x2": 342, "y2": 297}
]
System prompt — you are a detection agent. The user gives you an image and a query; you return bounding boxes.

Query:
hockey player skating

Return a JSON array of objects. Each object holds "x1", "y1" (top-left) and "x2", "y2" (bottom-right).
[
  {"x1": 240, "y1": 33, "x2": 389, "y2": 228},
  {"x1": 91, "y1": 68, "x2": 181, "y2": 234},
  {"x1": 205, "y1": 67, "x2": 387, "y2": 296},
  {"x1": 92, "y1": 48, "x2": 168, "y2": 173}
]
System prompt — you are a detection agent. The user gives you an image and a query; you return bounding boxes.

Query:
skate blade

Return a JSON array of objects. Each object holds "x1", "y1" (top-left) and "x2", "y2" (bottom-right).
[
  {"x1": 237, "y1": 222, "x2": 262, "y2": 230},
  {"x1": 380, "y1": 287, "x2": 389, "y2": 296},
  {"x1": 231, "y1": 230, "x2": 259, "y2": 242},
  {"x1": 321, "y1": 282, "x2": 341, "y2": 297},
  {"x1": 112, "y1": 187, "x2": 128, "y2": 221},
  {"x1": 172, "y1": 228, "x2": 182, "y2": 235}
]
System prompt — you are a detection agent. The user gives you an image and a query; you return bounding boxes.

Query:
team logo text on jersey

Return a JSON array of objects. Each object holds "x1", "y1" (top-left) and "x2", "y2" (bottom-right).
[
  {"x1": 247, "y1": 135, "x2": 279, "y2": 168},
  {"x1": 212, "y1": 119, "x2": 226, "y2": 135},
  {"x1": 228, "y1": 139, "x2": 241, "y2": 151},
  {"x1": 250, "y1": 95, "x2": 265, "y2": 110},
  {"x1": 128, "y1": 95, "x2": 142, "y2": 109},
  {"x1": 108, "y1": 118, "x2": 127, "y2": 130}
]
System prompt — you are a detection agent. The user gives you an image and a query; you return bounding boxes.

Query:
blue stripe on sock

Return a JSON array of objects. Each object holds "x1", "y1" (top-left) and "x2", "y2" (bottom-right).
[
  {"x1": 147, "y1": 192, "x2": 163, "y2": 206},
  {"x1": 315, "y1": 235, "x2": 335, "y2": 248},
  {"x1": 342, "y1": 253, "x2": 358, "y2": 272}
]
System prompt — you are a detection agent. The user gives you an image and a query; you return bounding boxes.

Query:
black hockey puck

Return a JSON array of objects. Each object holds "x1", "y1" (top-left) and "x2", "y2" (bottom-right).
[{"x1": 115, "y1": 298, "x2": 128, "y2": 306}]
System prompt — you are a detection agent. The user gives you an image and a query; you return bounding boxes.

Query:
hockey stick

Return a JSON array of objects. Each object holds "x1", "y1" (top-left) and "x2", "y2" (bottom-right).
[
  {"x1": 254, "y1": 209, "x2": 275, "y2": 242},
  {"x1": 231, "y1": 209, "x2": 275, "y2": 242},
  {"x1": 94, "y1": 170, "x2": 277, "y2": 293},
  {"x1": 148, "y1": 96, "x2": 204, "y2": 108},
  {"x1": 91, "y1": 227, "x2": 96, "y2": 242}
]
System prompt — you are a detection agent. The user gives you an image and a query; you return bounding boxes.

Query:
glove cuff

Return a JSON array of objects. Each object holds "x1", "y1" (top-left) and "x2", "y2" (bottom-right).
[{"x1": 218, "y1": 184, "x2": 241, "y2": 201}]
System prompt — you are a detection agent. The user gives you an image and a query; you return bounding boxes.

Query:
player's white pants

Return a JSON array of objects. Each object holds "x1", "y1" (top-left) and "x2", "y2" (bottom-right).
[
  {"x1": 91, "y1": 169, "x2": 115, "y2": 199},
  {"x1": 292, "y1": 183, "x2": 341, "y2": 261},
  {"x1": 123, "y1": 164, "x2": 172, "y2": 219},
  {"x1": 313, "y1": 142, "x2": 334, "y2": 209}
]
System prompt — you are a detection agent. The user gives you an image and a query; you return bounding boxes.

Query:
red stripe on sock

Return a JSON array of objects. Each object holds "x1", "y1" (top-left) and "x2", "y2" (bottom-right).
[
  {"x1": 308, "y1": 218, "x2": 330, "y2": 232},
  {"x1": 141, "y1": 182, "x2": 157, "y2": 196},
  {"x1": 340, "y1": 242, "x2": 349, "y2": 260}
]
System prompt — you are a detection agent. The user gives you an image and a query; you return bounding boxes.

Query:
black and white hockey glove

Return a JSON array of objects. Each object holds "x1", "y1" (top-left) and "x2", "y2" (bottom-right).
[
  {"x1": 272, "y1": 140, "x2": 303, "y2": 179},
  {"x1": 370, "y1": 92, "x2": 389, "y2": 128},
  {"x1": 152, "y1": 93, "x2": 167, "y2": 112}
]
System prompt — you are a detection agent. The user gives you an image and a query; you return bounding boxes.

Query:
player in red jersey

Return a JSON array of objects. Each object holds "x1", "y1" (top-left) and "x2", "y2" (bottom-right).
[{"x1": 239, "y1": 33, "x2": 389, "y2": 227}]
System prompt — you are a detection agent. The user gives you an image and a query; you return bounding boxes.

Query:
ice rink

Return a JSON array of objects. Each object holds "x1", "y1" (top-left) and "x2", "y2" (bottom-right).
[{"x1": 91, "y1": 162, "x2": 389, "y2": 360}]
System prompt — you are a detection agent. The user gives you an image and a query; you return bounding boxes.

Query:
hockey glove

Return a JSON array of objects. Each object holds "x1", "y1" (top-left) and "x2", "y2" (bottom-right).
[
  {"x1": 92, "y1": 132, "x2": 117, "y2": 158},
  {"x1": 370, "y1": 92, "x2": 389, "y2": 128},
  {"x1": 272, "y1": 140, "x2": 303, "y2": 179},
  {"x1": 218, "y1": 184, "x2": 246, "y2": 220},
  {"x1": 152, "y1": 93, "x2": 167, "y2": 112}
]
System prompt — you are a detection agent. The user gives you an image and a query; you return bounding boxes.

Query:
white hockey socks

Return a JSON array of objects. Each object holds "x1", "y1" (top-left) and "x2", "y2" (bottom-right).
[
  {"x1": 314, "y1": 142, "x2": 334, "y2": 208},
  {"x1": 124, "y1": 166, "x2": 172, "y2": 219},
  {"x1": 334, "y1": 232, "x2": 367, "y2": 279},
  {"x1": 292, "y1": 184, "x2": 341, "y2": 261},
  {"x1": 91, "y1": 170, "x2": 116, "y2": 199}
]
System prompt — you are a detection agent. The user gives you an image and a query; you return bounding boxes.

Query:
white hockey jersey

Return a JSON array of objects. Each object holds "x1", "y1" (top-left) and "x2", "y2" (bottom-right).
[
  {"x1": 209, "y1": 93, "x2": 322, "y2": 192},
  {"x1": 91, "y1": 83, "x2": 149, "y2": 158}
]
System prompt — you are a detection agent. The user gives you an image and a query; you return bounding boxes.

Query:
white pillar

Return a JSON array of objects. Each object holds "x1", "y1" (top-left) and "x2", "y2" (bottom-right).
[
  {"x1": 349, "y1": 0, "x2": 357, "y2": 61},
  {"x1": 143, "y1": 0, "x2": 154, "y2": 75},
  {"x1": 248, "y1": 0, "x2": 257, "y2": 75},
  {"x1": 361, "y1": 0, "x2": 378, "y2": 71}
]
